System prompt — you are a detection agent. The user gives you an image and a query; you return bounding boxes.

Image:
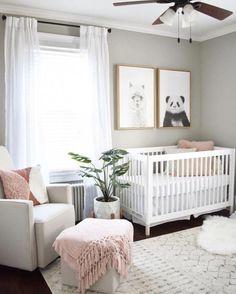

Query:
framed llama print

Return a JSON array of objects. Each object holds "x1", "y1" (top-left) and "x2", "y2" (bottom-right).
[
  {"x1": 158, "y1": 69, "x2": 191, "y2": 128},
  {"x1": 116, "y1": 65, "x2": 155, "y2": 129}
]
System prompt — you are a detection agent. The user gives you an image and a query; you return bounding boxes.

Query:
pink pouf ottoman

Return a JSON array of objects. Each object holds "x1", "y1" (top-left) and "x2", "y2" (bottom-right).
[{"x1": 53, "y1": 218, "x2": 133, "y2": 294}]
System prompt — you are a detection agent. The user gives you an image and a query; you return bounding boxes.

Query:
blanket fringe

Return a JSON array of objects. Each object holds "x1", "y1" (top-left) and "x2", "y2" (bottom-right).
[{"x1": 76, "y1": 235, "x2": 132, "y2": 294}]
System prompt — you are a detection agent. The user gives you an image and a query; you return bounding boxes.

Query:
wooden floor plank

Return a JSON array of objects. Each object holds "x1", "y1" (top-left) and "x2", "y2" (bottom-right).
[{"x1": 0, "y1": 265, "x2": 51, "y2": 294}]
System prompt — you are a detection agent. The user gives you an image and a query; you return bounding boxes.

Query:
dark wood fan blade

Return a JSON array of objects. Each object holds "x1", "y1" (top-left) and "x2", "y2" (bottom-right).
[
  {"x1": 194, "y1": 2, "x2": 233, "y2": 20},
  {"x1": 152, "y1": 5, "x2": 177, "y2": 25},
  {"x1": 152, "y1": 9, "x2": 167, "y2": 25},
  {"x1": 113, "y1": 0, "x2": 171, "y2": 7},
  {"x1": 152, "y1": 17, "x2": 163, "y2": 25}
]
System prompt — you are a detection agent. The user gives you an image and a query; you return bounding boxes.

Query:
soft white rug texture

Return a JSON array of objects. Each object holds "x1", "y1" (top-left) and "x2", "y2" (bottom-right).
[
  {"x1": 197, "y1": 216, "x2": 236, "y2": 255},
  {"x1": 231, "y1": 212, "x2": 236, "y2": 219},
  {"x1": 41, "y1": 227, "x2": 236, "y2": 294}
]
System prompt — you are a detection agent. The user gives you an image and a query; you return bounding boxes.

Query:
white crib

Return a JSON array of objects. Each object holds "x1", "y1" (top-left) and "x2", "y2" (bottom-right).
[{"x1": 117, "y1": 146, "x2": 235, "y2": 236}]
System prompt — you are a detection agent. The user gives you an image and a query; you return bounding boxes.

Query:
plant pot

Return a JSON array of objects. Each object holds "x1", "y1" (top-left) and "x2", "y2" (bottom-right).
[{"x1": 94, "y1": 196, "x2": 120, "y2": 219}]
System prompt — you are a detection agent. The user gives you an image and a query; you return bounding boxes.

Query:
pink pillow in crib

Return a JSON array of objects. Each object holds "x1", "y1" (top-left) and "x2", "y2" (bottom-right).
[
  {"x1": 177, "y1": 139, "x2": 193, "y2": 149},
  {"x1": 192, "y1": 141, "x2": 214, "y2": 151},
  {"x1": 178, "y1": 140, "x2": 214, "y2": 151},
  {"x1": 0, "y1": 170, "x2": 30, "y2": 200}
]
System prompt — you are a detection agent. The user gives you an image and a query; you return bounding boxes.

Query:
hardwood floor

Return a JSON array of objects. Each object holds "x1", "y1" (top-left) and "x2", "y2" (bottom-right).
[
  {"x1": 133, "y1": 209, "x2": 229, "y2": 241},
  {"x1": 0, "y1": 265, "x2": 51, "y2": 294},
  {"x1": 0, "y1": 209, "x2": 229, "y2": 294}
]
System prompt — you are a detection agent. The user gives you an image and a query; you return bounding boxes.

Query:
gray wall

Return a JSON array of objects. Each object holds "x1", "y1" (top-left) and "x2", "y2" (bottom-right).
[
  {"x1": 109, "y1": 29, "x2": 201, "y2": 148},
  {"x1": 200, "y1": 32, "x2": 236, "y2": 148},
  {"x1": 0, "y1": 21, "x2": 5, "y2": 144},
  {"x1": 0, "y1": 22, "x2": 201, "y2": 147}
]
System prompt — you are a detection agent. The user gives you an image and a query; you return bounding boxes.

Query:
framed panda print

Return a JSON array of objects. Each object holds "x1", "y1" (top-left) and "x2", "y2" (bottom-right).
[
  {"x1": 116, "y1": 65, "x2": 156, "y2": 129},
  {"x1": 157, "y1": 69, "x2": 191, "y2": 128}
]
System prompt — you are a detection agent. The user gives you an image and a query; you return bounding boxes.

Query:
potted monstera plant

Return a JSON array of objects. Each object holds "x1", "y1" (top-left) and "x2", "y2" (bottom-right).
[{"x1": 69, "y1": 149, "x2": 130, "y2": 219}]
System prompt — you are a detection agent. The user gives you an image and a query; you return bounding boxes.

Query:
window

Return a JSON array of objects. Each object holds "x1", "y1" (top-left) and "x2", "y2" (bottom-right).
[{"x1": 37, "y1": 33, "x2": 93, "y2": 175}]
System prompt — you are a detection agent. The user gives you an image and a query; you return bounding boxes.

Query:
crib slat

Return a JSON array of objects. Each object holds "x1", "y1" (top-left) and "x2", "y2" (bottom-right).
[
  {"x1": 215, "y1": 156, "x2": 218, "y2": 205},
  {"x1": 127, "y1": 158, "x2": 130, "y2": 210},
  {"x1": 166, "y1": 161, "x2": 170, "y2": 215},
  {"x1": 129, "y1": 159, "x2": 132, "y2": 210},
  {"x1": 204, "y1": 156, "x2": 207, "y2": 207},
  {"x1": 153, "y1": 162, "x2": 159, "y2": 215},
  {"x1": 138, "y1": 159, "x2": 141, "y2": 211},
  {"x1": 217, "y1": 155, "x2": 220, "y2": 204},
  {"x1": 190, "y1": 157, "x2": 194, "y2": 209},
  {"x1": 220, "y1": 155, "x2": 224, "y2": 203},
  {"x1": 200, "y1": 157, "x2": 203, "y2": 208},
  {"x1": 136, "y1": 159, "x2": 139, "y2": 213},
  {"x1": 130, "y1": 157, "x2": 134, "y2": 210},
  {"x1": 171, "y1": 159, "x2": 174, "y2": 213},
  {"x1": 140, "y1": 158, "x2": 143, "y2": 213},
  {"x1": 195, "y1": 157, "x2": 199, "y2": 209},
  {"x1": 137, "y1": 161, "x2": 141, "y2": 213},
  {"x1": 134, "y1": 158, "x2": 138, "y2": 212},
  {"x1": 181, "y1": 158, "x2": 184, "y2": 212},
  {"x1": 209, "y1": 156, "x2": 212, "y2": 206},
  {"x1": 213, "y1": 156, "x2": 216, "y2": 204},
  {"x1": 225, "y1": 155, "x2": 229, "y2": 202},
  {"x1": 172, "y1": 160, "x2": 178, "y2": 212},
  {"x1": 161, "y1": 160, "x2": 164, "y2": 215},
  {"x1": 140, "y1": 160, "x2": 143, "y2": 215},
  {"x1": 186, "y1": 158, "x2": 189, "y2": 210}
]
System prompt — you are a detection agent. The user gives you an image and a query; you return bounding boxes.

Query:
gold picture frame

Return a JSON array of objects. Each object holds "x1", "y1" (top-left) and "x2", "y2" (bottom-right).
[
  {"x1": 157, "y1": 68, "x2": 191, "y2": 128},
  {"x1": 116, "y1": 64, "x2": 156, "y2": 130}
]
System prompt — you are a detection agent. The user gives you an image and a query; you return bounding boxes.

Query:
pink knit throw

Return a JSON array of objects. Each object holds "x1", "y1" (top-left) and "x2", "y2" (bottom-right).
[{"x1": 53, "y1": 218, "x2": 133, "y2": 293}]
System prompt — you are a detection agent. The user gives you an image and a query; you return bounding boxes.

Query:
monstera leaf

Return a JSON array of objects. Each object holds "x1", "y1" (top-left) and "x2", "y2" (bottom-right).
[{"x1": 69, "y1": 149, "x2": 130, "y2": 202}]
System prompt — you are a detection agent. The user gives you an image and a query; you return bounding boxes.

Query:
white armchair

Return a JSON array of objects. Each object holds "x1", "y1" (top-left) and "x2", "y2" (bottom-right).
[{"x1": 0, "y1": 146, "x2": 75, "y2": 271}]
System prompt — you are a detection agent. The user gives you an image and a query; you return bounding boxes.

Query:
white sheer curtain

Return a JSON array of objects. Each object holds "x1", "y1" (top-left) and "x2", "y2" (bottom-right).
[
  {"x1": 4, "y1": 16, "x2": 40, "y2": 168},
  {"x1": 80, "y1": 26, "x2": 112, "y2": 160}
]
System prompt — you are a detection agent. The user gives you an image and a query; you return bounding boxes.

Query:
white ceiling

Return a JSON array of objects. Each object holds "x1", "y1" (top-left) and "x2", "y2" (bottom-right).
[{"x1": 0, "y1": 0, "x2": 236, "y2": 41}]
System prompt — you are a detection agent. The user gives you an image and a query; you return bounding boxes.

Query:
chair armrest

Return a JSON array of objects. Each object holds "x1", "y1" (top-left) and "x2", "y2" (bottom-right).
[
  {"x1": 0, "y1": 199, "x2": 37, "y2": 271},
  {"x1": 47, "y1": 184, "x2": 73, "y2": 204}
]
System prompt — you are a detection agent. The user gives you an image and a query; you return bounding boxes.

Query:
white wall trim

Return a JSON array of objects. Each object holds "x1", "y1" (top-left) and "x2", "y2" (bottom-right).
[
  {"x1": 198, "y1": 23, "x2": 236, "y2": 42},
  {"x1": 0, "y1": 3, "x2": 235, "y2": 42}
]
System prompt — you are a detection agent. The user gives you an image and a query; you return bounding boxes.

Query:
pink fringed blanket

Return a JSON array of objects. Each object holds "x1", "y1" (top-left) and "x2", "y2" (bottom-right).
[{"x1": 53, "y1": 218, "x2": 133, "y2": 294}]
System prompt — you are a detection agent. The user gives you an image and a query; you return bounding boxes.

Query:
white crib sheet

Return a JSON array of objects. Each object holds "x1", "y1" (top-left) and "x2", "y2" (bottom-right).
[
  {"x1": 152, "y1": 174, "x2": 230, "y2": 195},
  {"x1": 125, "y1": 174, "x2": 229, "y2": 196}
]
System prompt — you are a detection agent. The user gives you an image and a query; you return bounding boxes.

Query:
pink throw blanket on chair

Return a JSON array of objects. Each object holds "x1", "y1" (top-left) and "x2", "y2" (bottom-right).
[{"x1": 53, "y1": 218, "x2": 133, "y2": 293}]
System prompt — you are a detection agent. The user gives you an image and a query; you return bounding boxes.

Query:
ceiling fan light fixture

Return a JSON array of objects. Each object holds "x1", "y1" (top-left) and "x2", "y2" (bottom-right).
[
  {"x1": 160, "y1": 7, "x2": 175, "y2": 26},
  {"x1": 183, "y1": 3, "x2": 197, "y2": 25},
  {"x1": 182, "y1": 18, "x2": 190, "y2": 28}
]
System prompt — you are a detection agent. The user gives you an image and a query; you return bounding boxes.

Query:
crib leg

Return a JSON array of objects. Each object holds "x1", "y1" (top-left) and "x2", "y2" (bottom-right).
[
  {"x1": 230, "y1": 205, "x2": 234, "y2": 215},
  {"x1": 145, "y1": 225, "x2": 150, "y2": 237},
  {"x1": 90, "y1": 211, "x2": 96, "y2": 218}
]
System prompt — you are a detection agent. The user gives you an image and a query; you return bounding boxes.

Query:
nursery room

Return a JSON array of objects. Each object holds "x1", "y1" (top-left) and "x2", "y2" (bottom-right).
[{"x1": 0, "y1": 0, "x2": 236, "y2": 293}]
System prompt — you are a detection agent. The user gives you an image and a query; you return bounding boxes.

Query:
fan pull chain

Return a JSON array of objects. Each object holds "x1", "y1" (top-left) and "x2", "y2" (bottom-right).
[
  {"x1": 189, "y1": 22, "x2": 192, "y2": 43},
  {"x1": 177, "y1": 10, "x2": 180, "y2": 43}
]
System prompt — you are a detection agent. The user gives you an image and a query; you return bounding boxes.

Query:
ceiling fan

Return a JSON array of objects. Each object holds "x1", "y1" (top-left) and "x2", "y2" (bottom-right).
[{"x1": 113, "y1": 1, "x2": 233, "y2": 25}]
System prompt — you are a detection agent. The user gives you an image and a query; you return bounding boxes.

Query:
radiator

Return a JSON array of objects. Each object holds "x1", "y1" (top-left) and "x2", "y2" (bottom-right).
[
  {"x1": 72, "y1": 184, "x2": 85, "y2": 222},
  {"x1": 71, "y1": 183, "x2": 98, "y2": 222}
]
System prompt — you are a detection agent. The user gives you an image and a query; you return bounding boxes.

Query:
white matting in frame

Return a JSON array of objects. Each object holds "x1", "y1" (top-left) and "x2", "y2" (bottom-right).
[
  {"x1": 117, "y1": 65, "x2": 155, "y2": 129},
  {"x1": 158, "y1": 69, "x2": 190, "y2": 128}
]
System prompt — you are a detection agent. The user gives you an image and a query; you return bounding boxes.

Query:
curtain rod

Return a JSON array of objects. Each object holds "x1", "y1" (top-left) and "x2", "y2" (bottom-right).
[{"x1": 1, "y1": 15, "x2": 112, "y2": 33}]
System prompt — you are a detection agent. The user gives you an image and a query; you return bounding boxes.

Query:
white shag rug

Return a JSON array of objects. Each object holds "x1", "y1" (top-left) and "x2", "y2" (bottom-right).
[
  {"x1": 41, "y1": 227, "x2": 236, "y2": 294},
  {"x1": 198, "y1": 216, "x2": 236, "y2": 255}
]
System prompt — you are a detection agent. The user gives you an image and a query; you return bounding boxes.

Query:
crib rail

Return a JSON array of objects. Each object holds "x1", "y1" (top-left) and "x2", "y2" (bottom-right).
[{"x1": 117, "y1": 146, "x2": 235, "y2": 230}]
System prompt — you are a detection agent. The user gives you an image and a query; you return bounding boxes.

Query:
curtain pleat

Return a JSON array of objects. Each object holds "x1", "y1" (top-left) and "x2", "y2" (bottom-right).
[
  {"x1": 80, "y1": 26, "x2": 112, "y2": 160},
  {"x1": 4, "y1": 16, "x2": 40, "y2": 168}
]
